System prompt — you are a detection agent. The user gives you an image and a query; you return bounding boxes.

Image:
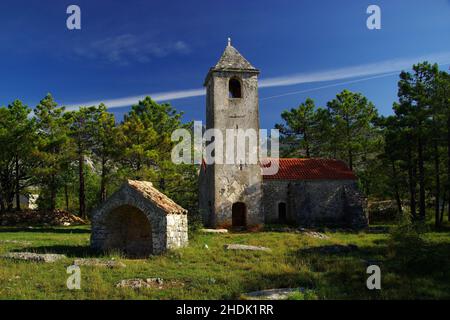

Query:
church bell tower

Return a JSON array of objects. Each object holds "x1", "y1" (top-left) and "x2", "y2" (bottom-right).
[{"x1": 199, "y1": 39, "x2": 263, "y2": 228}]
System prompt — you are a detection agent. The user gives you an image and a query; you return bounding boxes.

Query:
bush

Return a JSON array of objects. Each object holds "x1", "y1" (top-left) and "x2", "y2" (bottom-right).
[
  {"x1": 368, "y1": 200, "x2": 400, "y2": 223},
  {"x1": 387, "y1": 218, "x2": 429, "y2": 275},
  {"x1": 287, "y1": 289, "x2": 318, "y2": 300}
]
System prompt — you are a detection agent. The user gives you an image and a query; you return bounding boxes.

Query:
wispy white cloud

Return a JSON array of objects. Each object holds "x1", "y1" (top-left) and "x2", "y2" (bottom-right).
[
  {"x1": 65, "y1": 88, "x2": 204, "y2": 111},
  {"x1": 258, "y1": 52, "x2": 450, "y2": 88},
  {"x1": 64, "y1": 51, "x2": 450, "y2": 109},
  {"x1": 74, "y1": 34, "x2": 191, "y2": 66}
]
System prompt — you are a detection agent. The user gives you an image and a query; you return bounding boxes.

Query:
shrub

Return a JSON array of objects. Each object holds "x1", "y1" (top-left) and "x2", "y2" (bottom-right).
[{"x1": 387, "y1": 218, "x2": 430, "y2": 275}]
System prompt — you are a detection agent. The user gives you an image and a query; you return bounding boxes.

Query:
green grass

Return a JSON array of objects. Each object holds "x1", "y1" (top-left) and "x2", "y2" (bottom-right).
[{"x1": 0, "y1": 224, "x2": 449, "y2": 299}]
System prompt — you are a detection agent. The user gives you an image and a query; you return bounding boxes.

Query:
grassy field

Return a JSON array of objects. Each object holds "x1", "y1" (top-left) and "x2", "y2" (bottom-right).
[{"x1": 0, "y1": 223, "x2": 449, "y2": 299}]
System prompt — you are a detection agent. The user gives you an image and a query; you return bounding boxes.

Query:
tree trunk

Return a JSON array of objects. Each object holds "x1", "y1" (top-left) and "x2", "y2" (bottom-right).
[
  {"x1": 64, "y1": 184, "x2": 69, "y2": 211},
  {"x1": 6, "y1": 200, "x2": 13, "y2": 212},
  {"x1": 159, "y1": 178, "x2": 166, "y2": 191},
  {"x1": 417, "y1": 135, "x2": 426, "y2": 221},
  {"x1": 50, "y1": 174, "x2": 56, "y2": 212},
  {"x1": 448, "y1": 114, "x2": 450, "y2": 221},
  {"x1": 0, "y1": 193, "x2": 4, "y2": 214},
  {"x1": 407, "y1": 142, "x2": 417, "y2": 220},
  {"x1": 15, "y1": 156, "x2": 20, "y2": 211},
  {"x1": 433, "y1": 138, "x2": 440, "y2": 227},
  {"x1": 345, "y1": 116, "x2": 353, "y2": 171},
  {"x1": 79, "y1": 152, "x2": 86, "y2": 219},
  {"x1": 304, "y1": 131, "x2": 310, "y2": 158},
  {"x1": 391, "y1": 159, "x2": 403, "y2": 215},
  {"x1": 348, "y1": 149, "x2": 353, "y2": 171},
  {"x1": 100, "y1": 156, "x2": 107, "y2": 203},
  {"x1": 440, "y1": 192, "x2": 446, "y2": 223}
]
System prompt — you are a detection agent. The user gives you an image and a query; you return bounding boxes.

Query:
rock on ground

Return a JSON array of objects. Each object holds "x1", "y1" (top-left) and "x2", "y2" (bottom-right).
[
  {"x1": 73, "y1": 258, "x2": 126, "y2": 268},
  {"x1": 224, "y1": 244, "x2": 271, "y2": 252},
  {"x1": 201, "y1": 228, "x2": 228, "y2": 234},
  {"x1": 302, "y1": 231, "x2": 330, "y2": 239},
  {"x1": 243, "y1": 288, "x2": 304, "y2": 300},
  {"x1": 116, "y1": 278, "x2": 183, "y2": 290},
  {"x1": 2, "y1": 252, "x2": 66, "y2": 263},
  {"x1": 0, "y1": 240, "x2": 32, "y2": 245}
]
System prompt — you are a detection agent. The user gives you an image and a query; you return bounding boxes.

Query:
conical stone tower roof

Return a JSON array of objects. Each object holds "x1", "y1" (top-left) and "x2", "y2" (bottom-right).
[
  {"x1": 213, "y1": 43, "x2": 257, "y2": 71},
  {"x1": 204, "y1": 39, "x2": 259, "y2": 85}
]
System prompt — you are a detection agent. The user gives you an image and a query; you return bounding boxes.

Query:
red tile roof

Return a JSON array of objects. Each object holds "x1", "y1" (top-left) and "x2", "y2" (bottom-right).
[{"x1": 261, "y1": 158, "x2": 357, "y2": 180}]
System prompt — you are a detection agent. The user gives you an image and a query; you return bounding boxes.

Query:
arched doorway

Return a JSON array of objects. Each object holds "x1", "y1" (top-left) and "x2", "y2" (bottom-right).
[
  {"x1": 104, "y1": 205, "x2": 153, "y2": 257},
  {"x1": 232, "y1": 202, "x2": 246, "y2": 227},
  {"x1": 278, "y1": 202, "x2": 287, "y2": 223}
]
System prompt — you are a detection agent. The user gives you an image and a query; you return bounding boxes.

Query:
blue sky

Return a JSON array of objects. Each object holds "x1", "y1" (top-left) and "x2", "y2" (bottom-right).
[{"x1": 0, "y1": 0, "x2": 449, "y2": 129}]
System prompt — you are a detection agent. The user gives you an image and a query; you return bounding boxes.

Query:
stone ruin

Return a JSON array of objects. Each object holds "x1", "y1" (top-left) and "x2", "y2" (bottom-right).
[{"x1": 91, "y1": 180, "x2": 188, "y2": 257}]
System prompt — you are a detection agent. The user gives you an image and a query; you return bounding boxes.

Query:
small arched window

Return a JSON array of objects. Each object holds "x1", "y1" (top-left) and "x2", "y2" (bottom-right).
[
  {"x1": 278, "y1": 202, "x2": 287, "y2": 223},
  {"x1": 229, "y1": 78, "x2": 242, "y2": 98}
]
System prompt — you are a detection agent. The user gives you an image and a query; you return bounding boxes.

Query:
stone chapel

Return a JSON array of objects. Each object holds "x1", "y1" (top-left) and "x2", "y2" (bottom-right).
[{"x1": 199, "y1": 40, "x2": 367, "y2": 230}]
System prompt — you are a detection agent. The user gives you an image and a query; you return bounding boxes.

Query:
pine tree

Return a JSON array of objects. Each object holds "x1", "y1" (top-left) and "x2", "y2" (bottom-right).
[{"x1": 33, "y1": 94, "x2": 70, "y2": 211}]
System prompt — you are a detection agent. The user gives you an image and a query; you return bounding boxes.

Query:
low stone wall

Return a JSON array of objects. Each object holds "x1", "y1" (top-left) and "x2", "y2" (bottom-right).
[{"x1": 262, "y1": 179, "x2": 367, "y2": 229}]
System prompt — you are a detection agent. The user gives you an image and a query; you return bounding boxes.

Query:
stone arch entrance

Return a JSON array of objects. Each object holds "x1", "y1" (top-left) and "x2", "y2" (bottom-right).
[
  {"x1": 104, "y1": 205, "x2": 153, "y2": 257},
  {"x1": 91, "y1": 180, "x2": 188, "y2": 257},
  {"x1": 232, "y1": 202, "x2": 247, "y2": 227}
]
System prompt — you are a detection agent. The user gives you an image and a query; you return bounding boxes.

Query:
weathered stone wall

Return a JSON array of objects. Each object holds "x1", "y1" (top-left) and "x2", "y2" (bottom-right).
[
  {"x1": 289, "y1": 180, "x2": 367, "y2": 229},
  {"x1": 199, "y1": 162, "x2": 215, "y2": 227},
  {"x1": 91, "y1": 183, "x2": 188, "y2": 256},
  {"x1": 201, "y1": 70, "x2": 263, "y2": 228},
  {"x1": 262, "y1": 180, "x2": 291, "y2": 223},
  {"x1": 166, "y1": 214, "x2": 188, "y2": 249},
  {"x1": 262, "y1": 179, "x2": 367, "y2": 229}
]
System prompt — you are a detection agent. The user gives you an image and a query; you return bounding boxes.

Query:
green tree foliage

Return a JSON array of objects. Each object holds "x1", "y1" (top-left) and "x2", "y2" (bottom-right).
[
  {"x1": 326, "y1": 90, "x2": 379, "y2": 172},
  {"x1": 277, "y1": 91, "x2": 381, "y2": 194},
  {"x1": 276, "y1": 98, "x2": 316, "y2": 157},
  {"x1": 0, "y1": 100, "x2": 36, "y2": 212},
  {"x1": 33, "y1": 94, "x2": 71, "y2": 211},
  {"x1": 116, "y1": 97, "x2": 198, "y2": 215},
  {"x1": 1, "y1": 61, "x2": 447, "y2": 230},
  {"x1": 90, "y1": 103, "x2": 119, "y2": 203},
  {"x1": 276, "y1": 64, "x2": 449, "y2": 227},
  {"x1": 379, "y1": 62, "x2": 449, "y2": 226},
  {"x1": 64, "y1": 106, "x2": 99, "y2": 219}
]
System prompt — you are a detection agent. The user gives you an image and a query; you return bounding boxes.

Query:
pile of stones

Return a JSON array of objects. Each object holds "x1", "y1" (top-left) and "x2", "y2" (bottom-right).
[
  {"x1": 0, "y1": 209, "x2": 86, "y2": 226},
  {"x1": 1, "y1": 252, "x2": 66, "y2": 263},
  {"x1": 116, "y1": 278, "x2": 184, "y2": 290}
]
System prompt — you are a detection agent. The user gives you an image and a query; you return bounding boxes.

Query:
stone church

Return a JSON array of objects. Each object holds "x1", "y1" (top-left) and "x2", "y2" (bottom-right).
[{"x1": 199, "y1": 41, "x2": 367, "y2": 230}]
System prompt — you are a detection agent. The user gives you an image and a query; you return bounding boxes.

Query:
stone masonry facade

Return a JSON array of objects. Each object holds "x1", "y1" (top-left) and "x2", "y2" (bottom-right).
[
  {"x1": 91, "y1": 180, "x2": 188, "y2": 257},
  {"x1": 199, "y1": 42, "x2": 368, "y2": 230},
  {"x1": 263, "y1": 179, "x2": 367, "y2": 228},
  {"x1": 200, "y1": 43, "x2": 263, "y2": 228}
]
